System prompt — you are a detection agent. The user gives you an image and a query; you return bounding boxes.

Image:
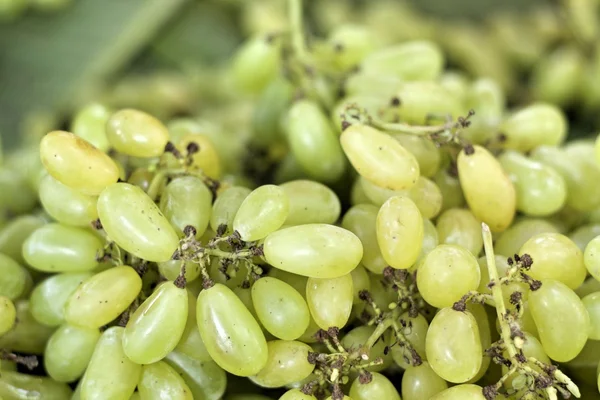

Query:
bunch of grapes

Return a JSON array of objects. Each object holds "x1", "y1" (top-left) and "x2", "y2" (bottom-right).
[{"x1": 3, "y1": 0, "x2": 600, "y2": 399}]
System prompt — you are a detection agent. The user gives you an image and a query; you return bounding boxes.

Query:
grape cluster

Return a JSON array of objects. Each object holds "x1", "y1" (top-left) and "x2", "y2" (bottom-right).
[{"x1": 2, "y1": 0, "x2": 600, "y2": 399}]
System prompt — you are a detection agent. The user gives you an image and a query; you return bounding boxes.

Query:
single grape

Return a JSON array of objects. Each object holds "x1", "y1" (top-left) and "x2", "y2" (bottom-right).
[
  {"x1": 500, "y1": 103, "x2": 567, "y2": 152},
  {"x1": 391, "y1": 312, "x2": 429, "y2": 369},
  {"x1": 105, "y1": 109, "x2": 170, "y2": 158},
  {"x1": 44, "y1": 324, "x2": 100, "y2": 382},
  {"x1": 306, "y1": 273, "x2": 353, "y2": 330},
  {"x1": 210, "y1": 186, "x2": 252, "y2": 233},
  {"x1": 436, "y1": 208, "x2": 483, "y2": 256},
  {"x1": 0, "y1": 252, "x2": 31, "y2": 300},
  {"x1": 342, "y1": 204, "x2": 387, "y2": 274},
  {"x1": 429, "y1": 384, "x2": 486, "y2": 399},
  {"x1": 137, "y1": 361, "x2": 193, "y2": 400},
  {"x1": 160, "y1": 176, "x2": 212, "y2": 238},
  {"x1": 0, "y1": 296, "x2": 16, "y2": 335},
  {"x1": 402, "y1": 361, "x2": 448, "y2": 400},
  {"x1": 233, "y1": 184, "x2": 289, "y2": 241},
  {"x1": 349, "y1": 372, "x2": 400, "y2": 400},
  {"x1": 279, "y1": 180, "x2": 341, "y2": 226},
  {"x1": 164, "y1": 351, "x2": 227, "y2": 400},
  {"x1": 250, "y1": 340, "x2": 314, "y2": 388},
  {"x1": 70, "y1": 103, "x2": 112, "y2": 152},
  {"x1": 0, "y1": 371, "x2": 72, "y2": 399}
]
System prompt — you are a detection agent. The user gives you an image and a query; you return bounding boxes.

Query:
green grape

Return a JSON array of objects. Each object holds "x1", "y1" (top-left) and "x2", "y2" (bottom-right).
[
  {"x1": 22, "y1": 223, "x2": 103, "y2": 272},
  {"x1": 576, "y1": 277, "x2": 600, "y2": 298},
  {"x1": 582, "y1": 292, "x2": 600, "y2": 340},
  {"x1": 208, "y1": 257, "x2": 249, "y2": 289},
  {"x1": 279, "y1": 388, "x2": 317, "y2": 400},
  {"x1": 391, "y1": 312, "x2": 429, "y2": 369},
  {"x1": 105, "y1": 109, "x2": 170, "y2": 158},
  {"x1": 39, "y1": 174, "x2": 99, "y2": 227},
  {"x1": 128, "y1": 167, "x2": 154, "y2": 192},
  {"x1": 252, "y1": 77, "x2": 294, "y2": 145},
  {"x1": 177, "y1": 134, "x2": 223, "y2": 179},
  {"x1": 0, "y1": 370, "x2": 72, "y2": 400},
  {"x1": 341, "y1": 204, "x2": 387, "y2": 274},
  {"x1": 570, "y1": 224, "x2": 600, "y2": 251},
  {"x1": 331, "y1": 95, "x2": 387, "y2": 134},
  {"x1": 436, "y1": 208, "x2": 483, "y2": 256},
  {"x1": 360, "y1": 40, "x2": 443, "y2": 81},
  {"x1": 500, "y1": 103, "x2": 566, "y2": 152},
  {"x1": 402, "y1": 361, "x2": 448, "y2": 400},
  {"x1": 464, "y1": 78, "x2": 504, "y2": 144},
  {"x1": 502, "y1": 332, "x2": 551, "y2": 390},
  {"x1": 494, "y1": 218, "x2": 559, "y2": 257},
  {"x1": 196, "y1": 283, "x2": 267, "y2": 376},
  {"x1": 0, "y1": 300, "x2": 55, "y2": 354},
  {"x1": 30, "y1": 272, "x2": 93, "y2": 326},
  {"x1": 433, "y1": 169, "x2": 465, "y2": 212},
  {"x1": 263, "y1": 224, "x2": 363, "y2": 279},
  {"x1": 279, "y1": 180, "x2": 341, "y2": 225},
  {"x1": 349, "y1": 372, "x2": 400, "y2": 400},
  {"x1": 65, "y1": 266, "x2": 142, "y2": 329},
  {"x1": 0, "y1": 215, "x2": 45, "y2": 264},
  {"x1": 390, "y1": 81, "x2": 462, "y2": 125},
  {"x1": 250, "y1": 340, "x2": 314, "y2": 388},
  {"x1": 439, "y1": 71, "x2": 470, "y2": 105},
  {"x1": 123, "y1": 281, "x2": 188, "y2": 364},
  {"x1": 415, "y1": 218, "x2": 439, "y2": 267},
  {"x1": 71, "y1": 103, "x2": 112, "y2": 152},
  {"x1": 80, "y1": 327, "x2": 141, "y2": 400},
  {"x1": 531, "y1": 46, "x2": 584, "y2": 106},
  {"x1": 350, "y1": 177, "x2": 372, "y2": 206},
  {"x1": 160, "y1": 176, "x2": 212, "y2": 237},
  {"x1": 286, "y1": 100, "x2": 345, "y2": 182},
  {"x1": 466, "y1": 303, "x2": 492, "y2": 382},
  {"x1": 584, "y1": 236, "x2": 600, "y2": 282},
  {"x1": 350, "y1": 265, "x2": 371, "y2": 305},
  {"x1": 341, "y1": 124, "x2": 419, "y2": 191},
  {"x1": 297, "y1": 315, "x2": 321, "y2": 344},
  {"x1": 326, "y1": 24, "x2": 377, "y2": 71},
  {"x1": 251, "y1": 277, "x2": 310, "y2": 340},
  {"x1": 426, "y1": 308, "x2": 482, "y2": 383},
  {"x1": 267, "y1": 269, "x2": 308, "y2": 297},
  {"x1": 39, "y1": 131, "x2": 120, "y2": 195},
  {"x1": 234, "y1": 286, "x2": 260, "y2": 325},
  {"x1": 97, "y1": 183, "x2": 179, "y2": 262},
  {"x1": 231, "y1": 35, "x2": 280, "y2": 94},
  {"x1": 0, "y1": 253, "x2": 30, "y2": 300},
  {"x1": 498, "y1": 150, "x2": 567, "y2": 216},
  {"x1": 0, "y1": 296, "x2": 16, "y2": 335},
  {"x1": 520, "y1": 301, "x2": 540, "y2": 340},
  {"x1": 519, "y1": 232, "x2": 586, "y2": 290},
  {"x1": 306, "y1": 273, "x2": 353, "y2": 330},
  {"x1": 457, "y1": 145, "x2": 516, "y2": 232},
  {"x1": 529, "y1": 279, "x2": 589, "y2": 362},
  {"x1": 44, "y1": 324, "x2": 100, "y2": 382},
  {"x1": 138, "y1": 361, "x2": 193, "y2": 400},
  {"x1": 174, "y1": 289, "x2": 212, "y2": 361},
  {"x1": 0, "y1": 0, "x2": 28, "y2": 20},
  {"x1": 376, "y1": 196, "x2": 423, "y2": 270},
  {"x1": 391, "y1": 133, "x2": 441, "y2": 178},
  {"x1": 210, "y1": 186, "x2": 252, "y2": 233},
  {"x1": 341, "y1": 325, "x2": 393, "y2": 372},
  {"x1": 430, "y1": 384, "x2": 486, "y2": 399},
  {"x1": 233, "y1": 184, "x2": 289, "y2": 241},
  {"x1": 417, "y1": 244, "x2": 480, "y2": 308},
  {"x1": 0, "y1": 168, "x2": 37, "y2": 214},
  {"x1": 164, "y1": 351, "x2": 227, "y2": 400},
  {"x1": 477, "y1": 255, "x2": 527, "y2": 304},
  {"x1": 158, "y1": 260, "x2": 200, "y2": 283}
]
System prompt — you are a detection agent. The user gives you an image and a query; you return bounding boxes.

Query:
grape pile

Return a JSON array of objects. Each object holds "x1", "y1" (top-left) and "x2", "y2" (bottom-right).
[{"x1": 3, "y1": 0, "x2": 600, "y2": 399}]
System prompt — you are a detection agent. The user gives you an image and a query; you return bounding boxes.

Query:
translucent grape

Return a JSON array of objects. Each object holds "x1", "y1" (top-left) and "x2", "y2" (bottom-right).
[
  {"x1": 500, "y1": 103, "x2": 567, "y2": 151},
  {"x1": 210, "y1": 186, "x2": 252, "y2": 233},
  {"x1": 415, "y1": 218, "x2": 439, "y2": 267},
  {"x1": 39, "y1": 130, "x2": 120, "y2": 195},
  {"x1": 65, "y1": 266, "x2": 142, "y2": 329},
  {"x1": 391, "y1": 312, "x2": 429, "y2": 369},
  {"x1": 251, "y1": 277, "x2": 310, "y2": 340},
  {"x1": 233, "y1": 184, "x2": 289, "y2": 241},
  {"x1": 434, "y1": 169, "x2": 465, "y2": 212},
  {"x1": 0, "y1": 215, "x2": 45, "y2": 264},
  {"x1": 531, "y1": 46, "x2": 584, "y2": 106},
  {"x1": 39, "y1": 174, "x2": 99, "y2": 227},
  {"x1": 502, "y1": 332, "x2": 551, "y2": 390},
  {"x1": 430, "y1": 384, "x2": 486, "y2": 400},
  {"x1": 417, "y1": 244, "x2": 480, "y2": 308},
  {"x1": 342, "y1": 325, "x2": 393, "y2": 372},
  {"x1": 391, "y1": 81, "x2": 463, "y2": 125},
  {"x1": 0, "y1": 296, "x2": 16, "y2": 335},
  {"x1": 106, "y1": 109, "x2": 170, "y2": 158},
  {"x1": 80, "y1": 327, "x2": 141, "y2": 400},
  {"x1": 0, "y1": 300, "x2": 55, "y2": 354},
  {"x1": 159, "y1": 176, "x2": 212, "y2": 237},
  {"x1": 250, "y1": 340, "x2": 314, "y2": 388},
  {"x1": 585, "y1": 236, "x2": 600, "y2": 281},
  {"x1": 164, "y1": 351, "x2": 227, "y2": 400},
  {"x1": 376, "y1": 196, "x2": 423, "y2": 270},
  {"x1": 494, "y1": 218, "x2": 559, "y2": 257},
  {"x1": 70, "y1": 103, "x2": 112, "y2": 152},
  {"x1": 582, "y1": 292, "x2": 600, "y2": 340},
  {"x1": 477, "y1": 255, "x2": 527, "y2": 303},
  {"x1": 97, "y1": 183, "x2": 179, "y2": 262},
  {"x1": 392, "y1": 133, "x2": 441, "y2": 178},
  {"x1": 174, "y1": 289, "x2": 212, "y2": 361},
  {"x1": 138, "y1": 361, "x2": 193, "y2": 400},
  {"x1": 252, "y1": 77, "x2": 294, "y2": 146},
  {"x1": 279, "y1": 389, "x2": 317, "y2": 400},
  {"x1": 341, "y1": 124, "x2": 419, "y2": 191},
  {"x1": 306, "y1": 273, "x2": 353, "y2": 330},
  {"x1": 177, "y1": 133, "x2": 223, "y2": 179},
  {"x1": 264, "y1": 224, "x2": 363, "y2": 278},
  {"x1": 436, "y1": 208, "x2": 483, "y2": 256},
  {"x1": 0, "y1": 371, "x2": 72, "y2": 399},
  {"x1": 457, "y1": 145, "x2": 516, "y2": 232},
  {"x1": 158, "y1": 259, "x2": 200, "y2": 283},
  {"x1": 327, "y1": 24, "x2": 377, "y2": 71},
  {"x1": 0, "y1": 253, "x2": 30, "y2": 300},
  {"x1": 426, "y1": 308, "x2": 482, "y2": 383},
  {"x1": 402, "y1": 362, "x2": 448, "y2": 400},
  {"x1": 279, "y1": 180, "x2": 341, "y2": 225},
  {"x1": 341, "y1": 204, "x2": 387, "y2": 274},
  {"x1": 231, "y1": 35, "x2": 280, "y2": 94},
  {"x1": 349, "y1": 372, "x2": 401, "y2": 400},
  {"x1": 529, "y1": 279, "x2": 589, "y2": 362},
  {"x1": 44, "y1": 324, "x2": 100, "y2": 382}
]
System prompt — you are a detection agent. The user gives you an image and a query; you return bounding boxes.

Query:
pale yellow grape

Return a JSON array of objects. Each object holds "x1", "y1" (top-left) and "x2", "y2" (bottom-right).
[
  {"x1": 71, "y1": 103, "x2": 112, "y2": 152},
  {"x1": 532, "y1": 46, "x2": 584, "y2": 106},
  {"x1": 39, "y1": 130, "x2": 120, "y2": 195},
  {"x1": 138, "y1": 361, "x2": 193, "y2": 400},
  {"x1": 306, "y1": 273, "x2": 353, "y2": 330},
  {"x1": 106, "y1": 109, "x2": 169, "y2": 158},
  {"x1": 376, "y1": 196, "x2": 423, "y2": 270},
  {"x1": 0, "y1": 371, "x2": 72, "y2": 399},
  {"x1": 342, "y1": 325, "x2": 393, "y2": 372},
  {"x1": 465, "y1": 303, "x2": 492, "y2": 382},
  {"x1": 44, "y1": 324, "x2": 100, "y2": 382},
  {"x1": 529, "y1": 279, "x2": 589, "y2": 362},
  {"x1": 160, "y1": 176, "x2": 212, "y2": 237},
  {"x1": 233, "y1": 184, "x2": 289, "y2": 241},
  {"x1": 0, "y1": 300, "x2": 55, "y2": 354},
  {"x1": 97, "y1": 183, "x2": 179, "y2": 262},
  {"x1": 325, "y1": 396, "x2": 352, "y2": 400},
  {"x1": 585, "y1": 236, "x2": 600, "y2": 281},
  {"x1": 264, "y1": 224, "x2": 363, "y2": 279},
  {"x1": 570, "y1": 224, "x2": 600, "y2": 250},
  {"x1": 494, "y1": 218, "x2": 559, "y2": 257},
  {"x1": 392, "y1": 133, "x2": 441, "y2": 177},
  {"x1": 521, "y1": 302, "x2": 540, "y2": 339},
  {"x1": 123, "y1": 282, "x2": 188, "y2": 364},
  {"x1": 250, "y1": 340, "x2": 314, "y2": 388},
  {"x1": 326, "y1": 24, "x2": 377, "y2": 71},
  {"x1": 457, "y1": 145, "x2": 516, "y2": 232},
  {"x1": 349, "y1": 372, "x2": 400, "y2": 400},
  {"x1": 342, "y1": 203, "x2": 388, "y2": 274},
  {"x1": 38, "y1": 174, "x2": 99, "y2": 227},
  {"x1": 251, "y1": 277, "x2": 310, "y2": 340},
  {"x1": 430, "y1": 384, "x2": 486, "y2": 400},
  {"x1": 582, "y1": 292, "x2": 600, "y2": 340},
  {"x1": 500, "y1": 103, "x2": 567, "y2": 151},
  {"x1": 498, "y1": 150, "x2": 567, "y2": 216},
  {"x1": 391, "y1": 312, "x2": 429, "y2": 369},
  {"x1": 417, "y1": 244, "x2": 480, "y2": 308},
  {"x1": 279, "y1": 389, "x2": 317, "y2": 400},
  {"x1": 22, "y1": 223, "x2": 103, "y2": 272},
  {"x1": 231, "y1": 35, "x2": 280, "y2": 94},
  {"x1": 0, "y1": 252, "x2": 30, "y2": 300},
  {"x1": 0, "y1": 214, "x2": 45, "y2": 264},
  {"x1": 0, "y1": 296, "x2": 15, "y2": 335},
  {"x1": 80, "y1": 327, "x2": 141, "y2": 400},
  {"x1": 350, "y1": 265, "x2": 371, "y2": 304},
  {"x1": 196, "y1": 283, "x2": 267, "y2": 376},
  {"x1": 519, "y1": 232, "x2": 586, "y2": 289},
  {"x1": 174, "y1": 289, "x2": 212, "y2": 361},
  {"x1": 177, "y1": 133, "x2": 223, "y2": 179},
  {"x1": 267, "y1": 268, "x2": 308, "y2": 298},
  {"x1": 436, "y1": 208, "x2": 483, "y2": 256},
  {"x1": 30, "y1": 272, "x2": 93, "y2": 326},
  {"x1": 434, "y1": 169, "x2": 465, "y2": 212},
  {"x1": 341, "y1": 124, "x2": 420, "y2": 191},
  {"x1": 65, "y1": 266, "x2": 142, "y2": 329},
  {"x1": 211, "y1": 186, "x2": 252, "y2": 233},
  {"x1": 279, "y1": 180, "x2": 341, "y2": 225},
  {"x1": 415, "y1": 218, "x2": 439, "y2": 267},
  {"x1": 391, "y1": 81, "x2": 462, "y2": 125},
  {"x1": 164, "y1": 351, "x2": 227, "y2": 400},
  {"x1": 402, "y1": 362, "x2": 448, "y2": 400},
  {"x1": 426, "y1": 308, "x2": 482, "y2": 383}
]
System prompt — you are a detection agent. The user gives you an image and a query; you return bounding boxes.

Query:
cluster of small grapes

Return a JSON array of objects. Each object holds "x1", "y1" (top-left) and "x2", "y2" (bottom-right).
[{"x1": 2, "y1": 0, "x2": 600, "y2": 399}]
